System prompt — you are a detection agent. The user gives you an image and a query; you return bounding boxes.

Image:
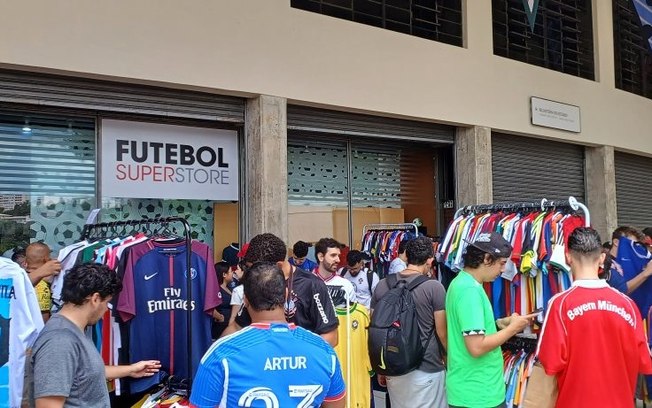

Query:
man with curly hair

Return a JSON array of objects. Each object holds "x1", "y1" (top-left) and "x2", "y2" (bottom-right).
[
  {"x1": 31, "y1": 263, "x2": 161, "y2": 408},
  {"x1": 221, "y1": 233, "x2": 338, "y2": 346}
]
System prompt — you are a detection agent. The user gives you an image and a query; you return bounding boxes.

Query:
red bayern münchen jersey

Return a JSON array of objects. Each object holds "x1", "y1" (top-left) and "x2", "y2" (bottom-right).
[{"x1": 537, "y1": 279, "x2": 652, "y2": 408}]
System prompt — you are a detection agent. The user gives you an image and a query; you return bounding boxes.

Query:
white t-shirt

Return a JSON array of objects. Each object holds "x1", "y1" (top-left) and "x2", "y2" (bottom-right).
[
  {"x1": 316, "y1": 273, "x2": 357, "y2": 308},
  {"x1": 340, "y1": 268, "x2": 379, "y2": 310},
  {"x1": 388, "y1": 257, "x2": 407, "y2": 275},
  {"x1": 0, "y1": 257, "x2": 44, "y2": 408},
  {"x1": 230, "y1": 285, "x2": 244, "y2": 306}
]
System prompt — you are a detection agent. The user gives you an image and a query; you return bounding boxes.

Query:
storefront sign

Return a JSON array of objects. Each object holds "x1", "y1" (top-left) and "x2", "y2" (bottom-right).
[
  {"x1": 101, "y1": 119, "x2": 238, "y2": 200},
  {"x1": 531, "y1": 97, "x2": 581, "y2": 133}
]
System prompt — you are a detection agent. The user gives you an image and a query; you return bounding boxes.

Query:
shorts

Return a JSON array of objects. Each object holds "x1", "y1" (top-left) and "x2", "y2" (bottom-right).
[{"x1": 386, "y1": 369, "x2": 447, "y2": 408}]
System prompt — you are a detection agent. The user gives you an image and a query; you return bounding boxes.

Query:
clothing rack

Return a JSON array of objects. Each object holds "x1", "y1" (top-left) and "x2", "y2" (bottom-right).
[
  {"x1": 454, "y1": 196, "x2": 591, "y2": 227},
  {"x1": 362, "y1": 222, "x2": 419, "y2": 236},
  {"x1": 81, "y1": 216, "x2": 195, "y2": 390}
]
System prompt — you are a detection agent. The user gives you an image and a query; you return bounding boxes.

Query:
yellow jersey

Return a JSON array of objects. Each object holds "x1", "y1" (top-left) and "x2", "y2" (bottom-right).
[
  {"x1": 35, "y1": 280, "x2": 51, "y2": 312},
  {"x1": 335, "y1": 303, "x2": 372, "y2": 408}
]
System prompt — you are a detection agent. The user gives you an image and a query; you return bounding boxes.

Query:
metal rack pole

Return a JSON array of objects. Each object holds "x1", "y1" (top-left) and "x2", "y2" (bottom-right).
[
  {"x1": 362, "y1": 222, "x2": 419, "y2": 237},
  {"x1": 452, "y1": 196, "x2": 591, "y2": 226}
]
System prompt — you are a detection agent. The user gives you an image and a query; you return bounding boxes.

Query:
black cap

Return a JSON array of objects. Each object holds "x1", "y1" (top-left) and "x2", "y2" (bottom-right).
[{"x1": 465, "y1": 232, "x2": 512, "y2": 258}]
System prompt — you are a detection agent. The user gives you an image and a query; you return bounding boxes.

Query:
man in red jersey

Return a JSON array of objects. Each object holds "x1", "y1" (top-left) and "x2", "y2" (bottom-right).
[{"x1": 537, "y1": 227, "x2": 652, "y2": 408}]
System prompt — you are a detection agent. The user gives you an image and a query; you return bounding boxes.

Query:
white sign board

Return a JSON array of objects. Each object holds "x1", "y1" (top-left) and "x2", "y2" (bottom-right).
[
  {"x1": 531, "y1": 97, "x2": 581, "y2": 133},
  {"x1": 101, "y1": 119, "x2": 238, "y2": 200}
]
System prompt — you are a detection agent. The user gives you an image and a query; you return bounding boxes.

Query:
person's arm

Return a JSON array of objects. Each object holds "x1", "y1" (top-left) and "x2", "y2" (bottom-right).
[
  {"x1": 310, "y1": 280, "x2": 340, "y2": 347},
  {"x1": 464, "y1": 315, "x2": 531, "y2": 358},
  {"x1": 220, "y1": 315, "x2": 243, "y2": 338},
  {"x1": 322, "y1": 352, "x2": 346, "y2": 408},
  {"x1": 212, "y1": 309, "x2": 224, "y2": 322},
  {"x1": 320, "y1": 327, "x2": 338, "y2": 347},
  {"x1": 35, "y1": 397, "x2": 65, "y2": 408},
  {"x1": 105, "y1": 360, "x2": 161, "y2": 381},
  {"x1": 434, "y1": 310, "x2": 447, "y2": 352},
  {"x1": 322, "y1": 397, "x2": 346, "y2": 408},
  {"x1": 28, "y1": 260, "x2": 61, "y2": 286},
  {"x1": 227, "y1": 304, "x2": 240, "y2": 325},
  {"x1": 537, "y1": 299, "x2": 568, "y2": 375},
  {"x1": 453, "y1": 287, "x2": 532, "y2": 358},
  {"x1": 371, "y1": 273, "x2": 379, "y2": 294},
  {"x1": 626, "y1": 261, "x2": 652, "y2": 294}
]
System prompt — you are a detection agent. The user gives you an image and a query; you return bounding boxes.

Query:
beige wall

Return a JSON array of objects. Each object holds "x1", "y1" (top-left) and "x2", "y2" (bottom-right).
[{"x1": 1, "y1": 0, "x2": 651, "y2": 154}]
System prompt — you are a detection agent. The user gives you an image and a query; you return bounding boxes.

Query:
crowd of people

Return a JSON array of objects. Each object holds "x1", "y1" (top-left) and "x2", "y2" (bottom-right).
[{"x1": 5, "y1": 222, "x2": 652, "y2": 407}]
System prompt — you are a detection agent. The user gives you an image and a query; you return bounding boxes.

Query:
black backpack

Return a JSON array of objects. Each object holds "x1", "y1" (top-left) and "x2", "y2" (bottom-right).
[{"x1": 368, "y1": 274, "x2": 431, "y2": 376}]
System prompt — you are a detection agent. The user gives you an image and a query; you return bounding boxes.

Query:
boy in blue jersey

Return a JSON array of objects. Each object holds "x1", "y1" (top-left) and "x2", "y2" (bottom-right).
[
  {"x1": 604, "y1": 226, "x2": 652, "y2": 299},
  {"x1": 190, "y1": 262, "x2": 346, "y2": 408},
  {"x1": 289, "y1": 240, "x2": 318, "y2": 272}
]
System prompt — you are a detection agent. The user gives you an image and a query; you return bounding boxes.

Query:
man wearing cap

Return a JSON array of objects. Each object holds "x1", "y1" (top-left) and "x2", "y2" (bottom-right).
[{"x1": 446, "y1": 232, "x2": 533, "y2": 408}]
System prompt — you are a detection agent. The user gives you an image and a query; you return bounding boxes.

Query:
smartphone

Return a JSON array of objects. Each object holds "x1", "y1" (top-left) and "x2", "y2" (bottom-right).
[{"x1": 528, "y1": 307, "x2": 544, "y2": 316}]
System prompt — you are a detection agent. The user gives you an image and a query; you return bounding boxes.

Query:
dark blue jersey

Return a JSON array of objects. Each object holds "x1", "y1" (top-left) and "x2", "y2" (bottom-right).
[
  {"x1": 118, "y1": 240, "x2": 221, "y2": 392},
  {"x1": 190, "y1": 323, "x2": 346, "y2": 408},
  {"x1": 616, "y1": 237, "x2": 652, "y2": 315}
]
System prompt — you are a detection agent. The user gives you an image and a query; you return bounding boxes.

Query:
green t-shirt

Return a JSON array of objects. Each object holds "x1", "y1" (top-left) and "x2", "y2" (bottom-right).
[{"x1": 446, "y1": 270, "x2": 505, "y2": 407}]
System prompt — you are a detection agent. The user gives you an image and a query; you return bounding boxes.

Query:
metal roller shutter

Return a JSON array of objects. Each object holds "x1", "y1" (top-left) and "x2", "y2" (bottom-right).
[
  {"x1": 0, "y1": 113, "x2": 95, "y2": 196},
  {"x1": 0, "y1": 69, "x2": 245, "y2": 123},
  {"x1": 288, "y1": 138, "x2": 349, "y2": 207},
  {"x1": 492, "y1": 133, "x2": 585, "y2": 203},
  {"x1": 615, "y1": 152, "x2": 652, "y2": 229},
  {"x1": 288, "y1": 105, "x2": 455, "y2": 143}
]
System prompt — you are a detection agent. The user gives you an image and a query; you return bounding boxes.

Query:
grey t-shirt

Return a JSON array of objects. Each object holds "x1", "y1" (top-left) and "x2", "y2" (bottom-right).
[
  {"x1": 371, "y1": 272, "x2": 446, "y2": 373},
  {"x1": 32, "y1": 314, "x2": 109, "y2": 408}
]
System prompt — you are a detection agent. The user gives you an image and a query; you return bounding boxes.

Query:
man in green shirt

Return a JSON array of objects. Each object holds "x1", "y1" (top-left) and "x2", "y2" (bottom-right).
[{"x1": 446, "y1": 232, "x2": 534, "y2": 408}]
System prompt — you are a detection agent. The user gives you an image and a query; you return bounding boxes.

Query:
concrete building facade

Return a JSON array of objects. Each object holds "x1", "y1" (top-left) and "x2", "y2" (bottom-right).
[{"x1": 1, "y1": 0, "x2": 651, "y2": 249}]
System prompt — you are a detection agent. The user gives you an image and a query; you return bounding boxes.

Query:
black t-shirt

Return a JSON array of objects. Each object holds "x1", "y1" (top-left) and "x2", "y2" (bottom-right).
[
  {"x1": 235, "y1": 267, "x2": 338, "y2": 334},
  {"x1": 212, "y1": 287, "x2": 232, "y2": 339}
]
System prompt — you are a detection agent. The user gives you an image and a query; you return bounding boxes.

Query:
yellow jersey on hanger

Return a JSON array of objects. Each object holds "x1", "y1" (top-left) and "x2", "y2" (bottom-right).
[{"x1": 335, "y1": 303, "x2": 372, "y2": 408}]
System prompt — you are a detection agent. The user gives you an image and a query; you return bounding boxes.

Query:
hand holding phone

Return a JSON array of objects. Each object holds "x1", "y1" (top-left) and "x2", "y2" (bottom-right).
[{"x1": 526, "y1": 307, "x2": 544, "y2": 317}]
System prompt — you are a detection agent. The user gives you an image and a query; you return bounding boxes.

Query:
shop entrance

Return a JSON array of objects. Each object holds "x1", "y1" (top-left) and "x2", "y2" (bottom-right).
[{"x1": 287, "y1": 135, "x2": 454, "y2": 250}]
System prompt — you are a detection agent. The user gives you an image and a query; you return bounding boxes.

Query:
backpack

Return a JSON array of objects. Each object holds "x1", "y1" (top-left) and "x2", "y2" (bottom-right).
[
  {"x1": 368, "y1": 274, "x2": 431, "y2": 376},
  {"x1": 340, "y1": 267, "x2": 375, "y2": 294}
]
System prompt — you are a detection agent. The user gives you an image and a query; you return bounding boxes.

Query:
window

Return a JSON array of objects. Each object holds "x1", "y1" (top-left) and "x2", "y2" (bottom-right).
[
  {"x1": 0, "y1": 113, "x2": 96, "y2": 255},
  {"x1": 613, "y1": 0, "x2": 652, "y2": 99},
  {"x1": 290, "y1": 0, "x2": 463, "y2": 46},
  {"x1": 493, "y1": 0, "x2": 595, "y2": 80}
]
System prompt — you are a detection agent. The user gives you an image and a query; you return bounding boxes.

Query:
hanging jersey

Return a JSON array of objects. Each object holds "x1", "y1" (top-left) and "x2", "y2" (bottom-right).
[
  {"x1": 537, "y1": 279, "x2": 652, "y2": 408},
  {"x1": 51, "y1": 241, "x2": 88, "y2": 312},
  {"x1": 0, "y1": 258, "x2": 44, "y2": 408},
  {"x1": 334, "y1": 303, "x2": 372, "y2": 408},
  {"x1": 117, "y1": 240, "x2": 221, "y2": 393},
  {"x1": 33, "y1": 280, "x2": 51, "y2": 312},
  {"x1": 190, "y1": 323, "x2": 346, "y2": 408}
]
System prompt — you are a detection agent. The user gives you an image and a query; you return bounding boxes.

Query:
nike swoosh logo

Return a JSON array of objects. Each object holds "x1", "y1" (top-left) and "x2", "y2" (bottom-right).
[
  {"x1": 379, "y1": 346, "x2": 386, "y2": 370},
  {"x1": 144, "y1": 273, "x2": 158, "y2": 281}
]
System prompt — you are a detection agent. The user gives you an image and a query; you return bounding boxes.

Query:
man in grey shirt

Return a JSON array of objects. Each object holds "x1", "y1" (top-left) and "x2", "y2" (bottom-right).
[
  {"x1": 371, "y1": 236, "x2": 448, "y2": 408},
  {"x1": 32, "y1": 263, "x2": 160, "y2": 408}
]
